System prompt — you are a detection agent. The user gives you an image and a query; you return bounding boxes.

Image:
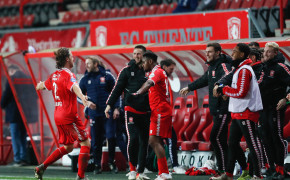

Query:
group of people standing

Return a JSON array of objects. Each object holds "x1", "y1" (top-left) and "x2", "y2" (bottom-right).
[
  {"x1": 180, "y1": 42, "x2": 290, "y2": 180},
  {"x1": 30, "y1": 41, "x2": 290, "y2": 180}
]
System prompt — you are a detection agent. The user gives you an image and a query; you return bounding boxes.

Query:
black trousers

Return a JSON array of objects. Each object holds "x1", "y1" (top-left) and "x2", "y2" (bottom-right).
[
  {"x1": 227, "y1": 119, "x2": 261, "y2": 177},
  {"x1": 166, "y1": 127, "x2": 178, "y2": 168},
  {"x1": 210, "y1": 113, "x2": 230, "y2": 171},
  {"x1": 125, "y1": 111, "x2": 150, "y2": 173},
  {"x1": 260, "y1": 108, "x2": 286, "y2": 168}
]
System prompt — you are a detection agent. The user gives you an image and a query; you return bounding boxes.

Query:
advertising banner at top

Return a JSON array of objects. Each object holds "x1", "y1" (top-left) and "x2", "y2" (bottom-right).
[
  {"x1": 90, "y1": 10, "x2": 249, "y2": 46},
  {"x1": 0, "y1": 27, "x2": 86, "y2": 53}
]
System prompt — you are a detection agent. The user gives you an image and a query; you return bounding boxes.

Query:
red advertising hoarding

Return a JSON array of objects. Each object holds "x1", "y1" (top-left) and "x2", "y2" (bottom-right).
[
  {"x1": 0, "y1": 27, "x2": 86, "y2": 53},
  {"x1": 90, "y1": 10, "x2": 249, "y2": 46}
]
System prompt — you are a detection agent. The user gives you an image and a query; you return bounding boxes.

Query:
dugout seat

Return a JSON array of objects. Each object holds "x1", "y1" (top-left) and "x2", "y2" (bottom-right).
[
  {"x1": 61, "y1": 11, "x2": 72, "y2": 24},
  {"x1": 146, "y1": 4, "x2": 157, "y2": 15},
  {"x1": 229, "y1": 0, "x2": 243, "y2": 9},
  {"x1": 165, "y1": 2, "x2": 177, "y2": 14},
  {"x1": 127, "y1": 7, "x2": 138, "y2": 17},
  {"x1": 172, "y1": 97, "x2": 186, "y2": 142},
  {"x1": 118, "y1": 7, "x2": 128, "y2": 17},
  {"x1": 90, "y1": 10, "x2": 100, "y2": 20},
  {"x1": 178, "y1": 94, "x2": 198, "y2": 141},
  {"x1": 70, "y1": 11, "x2": 82, "y2": 23},
  {"x1": 198, "y1": 122, "x2": 213, "y2": 151},
  {"x1": 79, "y1": 11, "x2": 91, "y2": 23},
  {"x1": 217, "y1": 0, "x2": 232, "y2": 10},
  {"x1": 99, "y1": 9, "x2": 109, "y2": 19},
  {"x1": 136, "y1": 5, "x2": 148, "y2": 16},
  {"x1": 156, "y1": 4, "x2": 168, "y2": 14},
  {"x1": 108, "y1": 8, "x2": 119, "y2": 18},
  {"x1": 241, "y1": 0, "x2": 255, "y2": 8}
]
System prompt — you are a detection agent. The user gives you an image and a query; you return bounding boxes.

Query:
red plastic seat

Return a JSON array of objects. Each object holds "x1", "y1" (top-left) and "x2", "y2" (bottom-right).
[
  {"x1": 24, "y1": 15, "x2": 34, "y2": 27},
  {"x1": 229, "y1": 0, "x2": 243, "y2": 9},
  {"x1": 146, "y1": 4, "x2": 157, "y2": 15},
  {"x1": 118, "y1": 7, "x2": 128, "y2": 17},
  {"x1": 90, "y1": 10, "x2": 100, "y2": 20},
  {"x1": 252, "y1": 0, "x2": 266, "y2": 9},
  {"x1": 218, "y1": 0, "x2": 232, "y2": 10},
  {"x1": 263, "y1": 0, "x2": 277, "y2": 8},
  {"x1": 156, "y1": 3, "x2": 168, "y2": 14},
  {"x1": 198, "y1": 122, "x2": 213, "y2": 151},
  {"x1": 62, "y1": 11, "x2": 72, "y2": 24},
  {"x1": 99, "y1": 9, "x2": 109, "y2": 19},
  {"x1": 172, "y1": 97, "x2": 186, "y2": 141},
  {"x1": 166, "y1": 2, "x2": 177, "y2": 13},
  {"x1": 127, "y1": 7, "x2": 138, "y2": 17},
  {"x1": 79, "y1": 11, "x2": 91, "y2": 22},
  {"x1": 136, "y1": 5, "x2": 148, "y2": 16},
  {"x1": 108, "y1": 8, "x2": 119, "y2": 18},
  {"x1": 70, "y1": 11, "x2": 82, "y2": 23},
  {"x1": 275, "y1": 0, "x2": 288, "y2": 8},
  {"x1": 2, "y1": 17, "x2": 11, "y2": 28},
  {"x1": 241, "y1": 0, "x2": 254, "y2": 8},
  {"x1": 8, "y1": 16, "x2": 19, "y2": 27},
  {"x1": 178, "y1": 94, "x2": 198, "y2": 141},
  {"x1": 283, "y1": 106, "x2": 290, "y2": 138}
]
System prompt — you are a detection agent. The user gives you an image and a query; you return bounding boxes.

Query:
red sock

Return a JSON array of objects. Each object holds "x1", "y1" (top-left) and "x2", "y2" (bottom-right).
[
  {"x1": 77, "y1": 146, "x2": 90, "y2": 178},
  {"x1": 226, "y1": 172, "x2": 233, "y2": 177},
  {"x1": 245, "y1": 163, "x2": 249, "y2": 171},
  {"x1": 129, "y1": 162, "x2": 136, "y2": 171},
  {"x1": 43, "y1": 147, "x2": 68, "y2": 169},
  {"x1": 157, "y1": 157, "x2": 169, "y2": 175},
  {"x1": 276, "y1": 165, "x2": 284, "y2": 175}
]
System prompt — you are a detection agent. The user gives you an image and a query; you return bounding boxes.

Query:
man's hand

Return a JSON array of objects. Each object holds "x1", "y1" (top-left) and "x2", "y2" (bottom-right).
[
  {"x1": 113, "y1": 108, "x2": 120, "y2": 119},
  {"x1": 81, "y1": 97, "x2": 88, "y2": 107},
  {"x1": 277, "y1": 98, "x2": 287, "y2": 110},
  {"x1": 179, "y1": 87, "x2": 189, "y2": 96},
  {"x1": 36, "y1": 81, "x2": 45, "y2": 90},
  {"x1": 87, "y1": 101, "x2": 96, "y2": 110},
  {"x1": 104, "y1": 105, "x2": 111, "y2": 118},
  {"x1": 213, "y1": 85, "x2": 220, "y2": 97}
]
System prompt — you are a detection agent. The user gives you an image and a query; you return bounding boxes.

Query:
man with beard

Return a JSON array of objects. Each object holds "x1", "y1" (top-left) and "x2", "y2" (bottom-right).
[
  {"x1": 133, "y1": 52, "x2": 176, "y2": 180},
  {"x1": 258, "y1": 42, "x2": 290, "y2": 180},
  {"x1": 179, "y1": 43, "x2": 232, "y2": 179},
  {"x1": 214, "y1": 43, "x2": 263, "y2": 180},
  {"x1": 105, "y1": 45, "x2": 151, "y2": 180}
]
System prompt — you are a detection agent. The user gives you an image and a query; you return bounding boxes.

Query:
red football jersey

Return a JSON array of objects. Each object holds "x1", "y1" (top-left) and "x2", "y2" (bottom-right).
[
  {"x1": 44, "y1": 68, "x2": 78, "y2": 125},
  {"x1": 148, "y1": 65, "x2": 170, "y2": 110}
]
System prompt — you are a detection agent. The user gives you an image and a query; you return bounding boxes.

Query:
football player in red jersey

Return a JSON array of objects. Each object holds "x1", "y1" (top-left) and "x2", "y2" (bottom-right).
[
  {"x1": 34, "y1": 47, "x2": 94, "y2": 180},
  {"x1": 134, "y1": 51, "x2": 176, "y2": 180}
]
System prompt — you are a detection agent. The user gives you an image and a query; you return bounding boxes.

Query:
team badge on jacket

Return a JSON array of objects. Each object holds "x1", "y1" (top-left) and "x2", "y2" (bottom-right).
[
  {"x1": 100, "y1": 77, "x2": 105, "y2": 84},
  {"x1": 212, "y1": 71, "x2": 215, "y2": 77},
  {"x1": 270, "y1": 70, "x2": 275, "y2": 77},
  {"x1": 88, "y1": 80, "x2": 91, "y2": 84},
  {"x1": 129, "y1": 117, "x2": 134, "y2": 124}
]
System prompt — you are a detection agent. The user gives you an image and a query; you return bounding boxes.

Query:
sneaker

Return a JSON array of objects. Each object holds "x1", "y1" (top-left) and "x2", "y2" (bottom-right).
[
  {"x1": 144, "y1": 168, "x2": 153, "y2": 174},
  {"x1": 172, "y1": 166, "x2": 186, "y2": 174},
  {"x1": 272, "y1": 172, "x2": 284, "y2": 180},
  {"x1": 155, "y1": 173, "x2": 172, "y2": 180},
  {"x1": 210, "y1": 172, "x2": 222, "y2": 180},
  {"x1": 214, "y1": 174, "x2": 233, "y2": 180},
  {"x1": 76, "y1": 175, "x2": 89, "y2": 180},
  {"x1": 34, "y1": 164, "x2": 45, "y2": 180},
  {"x1": 108, "y1": 161, "x2": 118, "y2": 174},
  {"x1": 137, "y1": 173, "x2": 150, "y2": 180},
  {"x1": 237, "y1": 170, "x2": 249, "y2": 180},
  {"x1": 126, "y1": 171, "x2": 137, "y2": 180},
  {"x1": 93, "y1": 165, "x2": 102, "y2": 174}
]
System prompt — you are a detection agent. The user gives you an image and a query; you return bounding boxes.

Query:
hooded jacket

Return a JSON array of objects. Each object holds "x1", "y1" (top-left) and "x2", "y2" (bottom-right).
[{"x1": 188, "y1": 54, "x2": 232, "y2": 115}]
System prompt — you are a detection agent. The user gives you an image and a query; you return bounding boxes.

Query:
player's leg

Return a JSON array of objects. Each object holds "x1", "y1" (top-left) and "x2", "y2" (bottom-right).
[{"x1": 78, "y1": 139, "x2": 91, "y2": 179}]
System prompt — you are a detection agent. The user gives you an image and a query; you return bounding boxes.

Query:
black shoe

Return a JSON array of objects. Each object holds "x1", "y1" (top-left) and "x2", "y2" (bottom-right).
[
  {"x1": 272, "y1": 172, "x2": 284, "y2": 180},
  {"x1": 108, "y1": 161, "x2": 118, "y2": 174},
  {"x1": 93, "y1": 165, "x2": 102, "y2": 174}
]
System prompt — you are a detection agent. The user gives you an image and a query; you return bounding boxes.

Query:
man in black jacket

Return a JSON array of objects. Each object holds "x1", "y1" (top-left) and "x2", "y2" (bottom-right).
[
  {"x1": 179, "y1": 43, "x2": 232, "y2": 179},
  {"x1": 105, "y1": 45, "x2": 150, "y2": 180},
  {"x1": 258, "y1": 42, "x2": 290, "y2": 180}
]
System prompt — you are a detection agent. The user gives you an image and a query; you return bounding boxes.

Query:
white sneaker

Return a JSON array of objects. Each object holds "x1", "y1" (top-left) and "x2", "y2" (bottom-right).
[
  {"x1": 126, "y1": 171, "x2": 137, "y2": 180},
  {"x1": 137, "y1": 173, "x2": 150, "y2": 180},
  {"x1": 155, "y1": 173, "x2": 172, "y2": 180},
  {"x1": 144, "y1": 168, "x2": 153, "y2": 174},
  {"x1": 172, "y1": 166, "x2": 186, "y2": 174}
]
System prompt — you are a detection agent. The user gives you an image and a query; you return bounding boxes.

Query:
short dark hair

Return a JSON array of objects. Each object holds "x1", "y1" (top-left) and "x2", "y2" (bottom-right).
[
  {"x1": 54, "y1": 47, "x2": 70, "y2": 69},
  {"x1": 8, "y1": 64, "x2": 20, "y2": 70},
  {"x1": 207, "y1": 43, "x2": 222, "y2": 52},
  {"x1": 143, "y1": 50, "x2": 158, "y2": 62},
  {"x1": 134, "y1": 45, "x2": 146, "y2": 53},
  {"x1": 160, "y1": 59, "x2": 176, "y2": 67},
  {"x1": 249, "y1": 48, "x2": 261, "y2": 61},
  {"x1": 236, "y1": 43, "x2": 250, "y2": 59},
  {"x1": 248, "y1": 42, "x2": 260, "y2": 48}
]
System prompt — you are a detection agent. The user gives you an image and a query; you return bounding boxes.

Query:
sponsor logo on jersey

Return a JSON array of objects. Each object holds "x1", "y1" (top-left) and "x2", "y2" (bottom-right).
[{"x1": 71, "y1": 77, "x2": 76, "y2": 82}]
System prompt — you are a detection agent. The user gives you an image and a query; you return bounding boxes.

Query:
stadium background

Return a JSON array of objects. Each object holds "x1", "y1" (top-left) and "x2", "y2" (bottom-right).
[{"x1": 0, "y1": 0, "x2": 290, "y2": 179}]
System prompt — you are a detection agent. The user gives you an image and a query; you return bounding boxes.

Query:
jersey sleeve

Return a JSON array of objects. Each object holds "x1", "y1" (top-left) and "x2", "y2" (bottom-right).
[
  {"x1": 44, "y1": 76, "x2": 52, "y2": 91},
  {"x1": 149, "y1": 69, "x2": 164, "y2": 85},
  {"x1": 66, "y1": 73, "x2": 77, "y2": 91}
]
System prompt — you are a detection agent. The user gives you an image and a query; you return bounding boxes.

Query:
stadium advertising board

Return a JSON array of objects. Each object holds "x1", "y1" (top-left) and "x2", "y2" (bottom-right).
[
  {"x1": 0, "y1": 28, "x2": 86, "y2": 53},
  {"x1": 90, "y1": 10, "x2": 249, "y2": 46}
]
